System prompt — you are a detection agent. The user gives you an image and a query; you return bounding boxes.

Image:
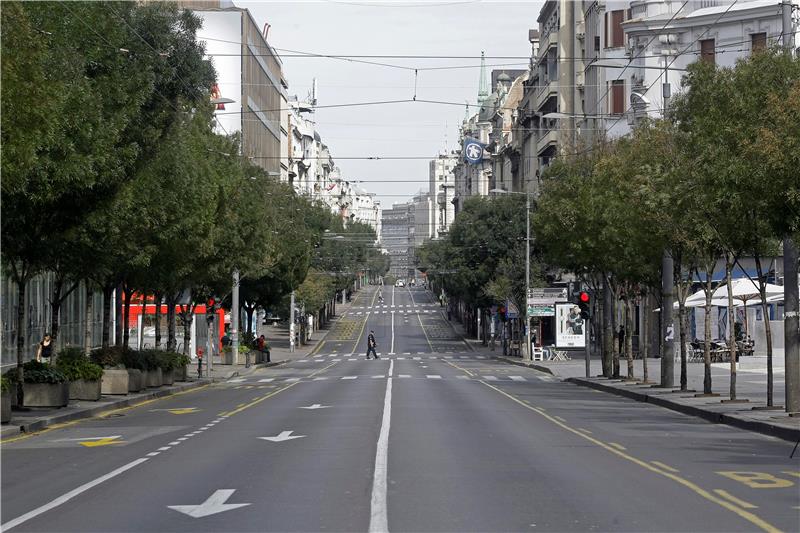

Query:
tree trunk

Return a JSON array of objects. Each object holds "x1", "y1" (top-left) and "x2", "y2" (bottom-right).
[
  {"x1": 726, "y1": 253, "x2": 737, "y2": 400},
  {"x1": 15, "y1": 270, "x2": 28, "y2": 405},
  {"x1": 611, "y1": 296, "x2": 620, "y2": 378},
  {"x1": 84, "y1": 284, "x2": 94, "y2": 355},
  {"x1": 166, "y1": 293, "x2": 177, "y2": 352},
  {"x1": 122, "y1": 284, "x2": 134, "y2": 349},
  {"x1": 642, "y1": 292, "x2": 650, "y2": 383},
  {"x1": 114, "y1": 284, "x2": 124, "y2": 347},
  {"x1": 102, "y1": 283, "x2": 114, "y2": 348},
  {"x1": 602, "y1": 279, "x2": 614, "y2": 377},
  {"x1": 679, "y1": 301, "x2": 688, "y2": 391},
  {"x1": 49, "y1": 275, "x2": 64, "y2": 351},
  {"x1": 154, "y1": 291, "x2": 162, "y2": 349},
  {"x1": 755, "y1": 255, "x2": 774, "y2": 406},
  {"x1": 625, "y1": 298, "x2": 634, "y2": 380},
  {"x1": 180, "y1": 304, "x2": 194, "y2": 356},
  {"x1": 703, "y1": 276, "x2": 714, "y2": 394}
]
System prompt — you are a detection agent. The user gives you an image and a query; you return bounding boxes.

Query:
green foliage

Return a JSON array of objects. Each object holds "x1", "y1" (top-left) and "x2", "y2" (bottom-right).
[
  {"x1": 121, "y1": 349, "x2": 148, "y2": 371},
  {"x1": 55, "y1": 347, "x2": 103, "y2": 381},
  {"x1": 90, "y1": 347, "x2": 126, "y2": 369},
  {"x1": 1, "y1": 373, "x2": 12, "y2": 393},
  {"x1": 22, "y1": 361, "x2": 67, "y2": 384}
]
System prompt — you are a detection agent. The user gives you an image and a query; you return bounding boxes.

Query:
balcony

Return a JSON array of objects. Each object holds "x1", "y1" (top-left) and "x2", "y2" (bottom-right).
[{"x1": 536, "y1": 128, "x2": 559, "y2": 156}]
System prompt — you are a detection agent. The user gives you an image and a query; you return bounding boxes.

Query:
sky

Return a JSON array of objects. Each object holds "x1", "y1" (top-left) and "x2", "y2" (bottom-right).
[{"x1": 237, "y1": 0, "x2": 544, "y2": 207}]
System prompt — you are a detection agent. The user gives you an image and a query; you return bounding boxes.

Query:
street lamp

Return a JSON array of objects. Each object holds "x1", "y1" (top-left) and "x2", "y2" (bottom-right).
[{"x1": 489, "y1": 187, "x2": 532, "y2": 362}]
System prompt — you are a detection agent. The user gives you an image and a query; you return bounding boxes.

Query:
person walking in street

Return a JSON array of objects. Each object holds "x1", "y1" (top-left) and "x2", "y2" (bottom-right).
[{"x1": 366, "y1": 330, "x2": 379, "y2": 359}]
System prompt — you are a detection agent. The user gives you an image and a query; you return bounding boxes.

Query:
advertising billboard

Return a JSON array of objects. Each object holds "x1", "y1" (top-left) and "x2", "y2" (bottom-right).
[{"x1": 555, "y1": 303, "x2": 586, "y2": 348}]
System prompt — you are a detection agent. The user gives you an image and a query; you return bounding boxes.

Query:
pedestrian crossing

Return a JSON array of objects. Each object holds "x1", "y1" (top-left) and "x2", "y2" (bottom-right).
[
  {"x1": 349, "y1": 303, "x2": 439, "y2": 310},
  {"x1": 224, "y1": 373, "x2": 558, "y2": 386},
  {"x1": 300, "y1": 354, "x2": 488, "y2": 362},
  {"x1": 346, "y1": 309, "x2": 439, "y2": 316}
]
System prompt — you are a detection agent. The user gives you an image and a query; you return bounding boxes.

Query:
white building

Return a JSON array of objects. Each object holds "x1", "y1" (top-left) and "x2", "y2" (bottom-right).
[{"x1": 429, "y1": 153, "x2": 458, "y2": 237}]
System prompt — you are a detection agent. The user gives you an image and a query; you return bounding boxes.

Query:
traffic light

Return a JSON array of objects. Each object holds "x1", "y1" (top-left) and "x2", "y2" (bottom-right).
[
  {"x1": 206, "y1": 297, "x2": 217, "y2": 324},
  {"x1": 578, "y1": 291, "x2": 591, "y2": 320}
]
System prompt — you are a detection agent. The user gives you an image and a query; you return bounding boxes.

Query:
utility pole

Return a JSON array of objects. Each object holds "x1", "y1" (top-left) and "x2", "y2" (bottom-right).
[
  {"x1": 524, "y1": 190, "x2": 532, "y2": 361},
  {"x1": 660, "y1": 53, "x2": 675, "y2": 387},
  {"x1": 231, "y1": 269, "x2": 240, "y2": 367},
  {"x1": 782, "y1": 0, "x2": 799, "y2": 413},
  {"x1": 289, "y1": 290, "x2": 296, "y2": 353}
]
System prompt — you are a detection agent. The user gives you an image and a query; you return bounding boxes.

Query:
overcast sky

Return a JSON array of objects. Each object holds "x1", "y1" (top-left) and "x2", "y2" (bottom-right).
[{"x1": 237, "y1": 0, "x2": 543, "y2": 207}]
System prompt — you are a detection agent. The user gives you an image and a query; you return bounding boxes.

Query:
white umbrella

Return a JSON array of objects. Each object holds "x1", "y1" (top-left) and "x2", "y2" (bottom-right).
[{"x1": 713, "y1": 279, "x2": 784, "y2": 338}]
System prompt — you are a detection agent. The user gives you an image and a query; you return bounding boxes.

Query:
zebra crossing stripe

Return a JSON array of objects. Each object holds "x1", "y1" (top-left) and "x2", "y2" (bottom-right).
[
  {"x1": 483, "y1": 376, "x2": 498, "y2": 381},
  {"x1": 426, "y1": 375, "x2": 442, "y2": 379},
  {"x1": 509, "y1": 376, "x2": 526, "y2": 382},
  {"x1": 398, "y1": 374, "x2": 411, "y2": 378},
  {"x1": 342, "y1": 376, "x2": 357, "y2": 380},
  {"x1": 258, "y1": 378, "x2": 274, "y2": 383}
]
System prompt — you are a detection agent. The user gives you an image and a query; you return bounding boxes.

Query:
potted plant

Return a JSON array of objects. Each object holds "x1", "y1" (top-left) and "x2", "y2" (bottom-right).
[
  {"x1": 91, "y1": 347, "x2": 130, "y2": 395},
  {"x1": 173, "y1": 354, "x2": 191, "y2": 381},
  {"x1": 141, "y1": 350, "x2": 163, "y2": 388},
  {"x1": 21, "y1": 361, "x2": 69, "y2": 407},
  {"x1": 120, "y1": 350, "x2": 146, "y2": 392},
  {"x1": 56, "y1": 347, "x2": 104, "y2": 401},
  {"x1": 1, "y1": 373, "x2": 12, "y2": 423},
  {"x1": 159, "y1": 352, "x2": 177, "y2": 385}
]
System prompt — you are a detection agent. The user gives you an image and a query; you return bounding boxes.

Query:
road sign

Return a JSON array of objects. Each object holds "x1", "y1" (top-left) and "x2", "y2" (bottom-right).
[
  {"x1": 527, "y1": 287, "x2": 568, "y2": 306},
  {"x1": 463, "y1": 138, "x2": 484, "y2": 164},
  {"x1": 506, "y1": 301, "x2": 520, "y2": 319},
  {"x1": 527, "y1": 305, "x2": 554, "y2": 317}
]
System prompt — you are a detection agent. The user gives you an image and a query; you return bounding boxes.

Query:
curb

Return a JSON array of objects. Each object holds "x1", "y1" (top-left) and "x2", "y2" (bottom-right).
[
  {"x1": 3, "y1": 380, "x2": 209, "y2": 437},
  {"x1": 496, "y1": 356, "x2": 556, "y2": 376},
  {"x1": 566, "y1": 377, "x2": 800, "y2": 442}
]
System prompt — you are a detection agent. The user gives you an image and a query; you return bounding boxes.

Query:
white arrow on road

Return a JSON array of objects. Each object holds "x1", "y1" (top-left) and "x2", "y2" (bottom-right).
[
  {"x1": 298, "y1": 404, "x2": 330, "y2": 410},
  {"x1": 258, "y1": 430, "x2": 306, "y2": 442},
  {"x1": 168, "y1": 489, "x2": 250, "y2": 518}
]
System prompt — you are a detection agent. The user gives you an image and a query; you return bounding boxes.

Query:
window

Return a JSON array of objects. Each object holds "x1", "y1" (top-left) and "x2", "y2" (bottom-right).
[
  {"x1": 700, "y1": 38, "x2": 715, "y2": 64},
  {"x1": 610, "y1": 80, "x2": 625, "y2": 115},
  {"x1": 751, "y1": 32, "x2": 767, "y2": 53},
  {"x1": 605, "y1": 10, "x2": 626, "y2": 48},
  {"x1": 594, "y1": 35, "x2": 601, "y2": 52}
]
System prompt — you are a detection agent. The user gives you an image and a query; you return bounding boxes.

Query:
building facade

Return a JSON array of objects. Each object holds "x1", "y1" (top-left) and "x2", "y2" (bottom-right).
[
  {"x1": 429, "y1": 153, "x2": 458, "y2": 237},
  {"x1": 381, "y1": 202, "x2": 415, "y2": 279}
]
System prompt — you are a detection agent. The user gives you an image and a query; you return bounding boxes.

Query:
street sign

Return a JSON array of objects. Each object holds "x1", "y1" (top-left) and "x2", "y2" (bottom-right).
[
  {"x1": 463, "y1": 138, "x2": 484, "y2": 164},
  {"x1": 506, "y1": 301, "x2": 520, "y2": 319},
  {"x1": 527, "y1": 305, "x2": 554, "y2": 317},
  {"x1": 527, "y1": 287, "x2": 568, "y2": 306}
]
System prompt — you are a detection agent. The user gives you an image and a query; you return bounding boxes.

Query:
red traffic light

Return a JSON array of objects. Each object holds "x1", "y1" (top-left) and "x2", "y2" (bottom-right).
[
  {"x1": 579, "y1": 291, "x2": 590, "y2": 303},
  {"x1": 207, "y1": 298, "x2": 215, "y2": 308}
]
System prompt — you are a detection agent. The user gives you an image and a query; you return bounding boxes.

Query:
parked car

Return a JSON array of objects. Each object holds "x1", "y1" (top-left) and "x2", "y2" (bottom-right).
[{"x1": 395, "y1": 280, "x2": 405, "y2": 287}]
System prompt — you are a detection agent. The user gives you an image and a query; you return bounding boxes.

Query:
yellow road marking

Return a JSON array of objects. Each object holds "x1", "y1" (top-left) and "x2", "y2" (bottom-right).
[
  {"x1": 479, "y1": 380, "x2": 783, "y2": 533},
  {"x1": 714, "y1": 489, "x2": 758, "y2": 509},
  {"x1": 1, "y1": 384, "x2": 210, "y2": 444},
  {"x1": 309, "y1": 340, "x2": 326, "y2": 356},
  {"x1": 651, "y1": 461, "x2": 679, "y2": 473},
  {"x1": 80, "y1": 437, "x2": 124, "y2": 448},
  {"x1": 608, "y1": 442, "x2": 627, "y2": 451},
  {"x1": 577, "y1": 428, "x2": 593, "y2": 435},
  {"x1": 443, "y1": 359, "x2": 474, "y2": 377},
  {"x1": 717, "y1": 472, "x2": 795, "y2": 489},
  {"x1": 164, "y1": 408, "x2": 198, "y2": 415},
  {"x1": 780, "y1": 471, "x2": 800, "y2": 479},
  {"x1": 416, "y1": 310, "x2": 434, "y2": 353}
]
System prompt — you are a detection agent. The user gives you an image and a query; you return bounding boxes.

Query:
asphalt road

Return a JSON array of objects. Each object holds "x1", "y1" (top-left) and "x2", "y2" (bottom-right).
[{"x1": 2, "y1": 285, "x2": 798, "y2": 532}]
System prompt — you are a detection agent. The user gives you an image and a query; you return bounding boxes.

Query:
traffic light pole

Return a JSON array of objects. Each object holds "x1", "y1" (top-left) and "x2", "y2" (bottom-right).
[
  {"x1": 524, "y1": 190, "x2": 531, "y2": 361},
  {"x1": 585, "y1": 324, "x2": 591, "y2": 378}
]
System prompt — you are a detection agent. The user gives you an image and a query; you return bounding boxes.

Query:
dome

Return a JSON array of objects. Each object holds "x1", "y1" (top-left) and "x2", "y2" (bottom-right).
[{"x1": 497, "y1": 73, "x2": 511, "y2": 82}]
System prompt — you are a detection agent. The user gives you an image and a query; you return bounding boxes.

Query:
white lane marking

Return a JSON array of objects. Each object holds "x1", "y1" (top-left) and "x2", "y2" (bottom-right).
[
  {"x1": 413, "y1": 357, "x2": 421, "y2": 361},
  {"x1": 426, "y1": 375, "x2": 442, "y2": 379},
  {"x1": 258, "y1": 378, "x2": 275, "y2": 383},
  {"x1": 509, "y1": 376, "x2": 527, "y2": 382},
  {"x1": 1, "y1": 458, "x2": 150, "y2": 531},
  {"x1": 398, "y1": 374, "x2": 411, "y2": 378},
  {"x1": 168, "y1": 441, "x2": 182, "y2": 446},
  {"x1": 372, "y1": 375, "x2": 386, "y2": 379},
  {"x1": 158, "y1": 446, "x2": 172, "y2": 451},
  {"x1": 168, "y1": 489, "x2": 251, "y2": 518},
  {"x1": 285, "y1": 378, "x2": 301, "y2": 382},
  {"x1": 258, "y1": 430, "x2": 305, "y2": 442},
  {"x1": 388, "y1": 359, "x2": 394, "y2": 378},
  {"x1": 483, "y1": 376, "x2": 498, "y2": 381},
  {"x1": 403, "y1": 352, "x2": 411, "y2": 355},
  {"x1": 456, "y1": 375, "x2": 469, "y2": 379},
  {"x1": 299, "y1": 404, "x2": 330, "y2": 410},
  {"x1": 177, "y1": 437, "x2": 189, "y2": 441},
  {"x1": 147, "y1": 452, "x2": 160, "y2": 457},
  {"x1": 342, "y1": 376, "x2": 357, "y2": 380},
  {"x1": 397, "y1": 357, "x2": 405, "y2": 360},
  {"x1": 227, "y1": 378, "x2": 246, "y2": 383},
  {"x1": 369, "y1": 371, "x2": 392, "y2": 533},
  {"x1": 390, "y1": 310, "x2": 395, "y2": 354},
  {"x1": 313, "y1": 377, "x2": 329, "y2": 381},
  {"x1": 476, "y1": 356, "x2": 486, "y2": 359}
]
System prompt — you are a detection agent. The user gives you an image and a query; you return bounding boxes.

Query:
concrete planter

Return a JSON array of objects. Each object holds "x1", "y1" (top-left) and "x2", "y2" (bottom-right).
[
  {"x1": 69, "y1": 379, "x2": 102, "y2": 401},
  {"x1": 162, "y1": 369, "x2": 175, "y2": 386},
  {"x1": 146, "y1": 368, "x2": 163, "y2": 388},
  {"x1": 102, "y1": 369, "x2": 130, "y2": 395},
  {"x1": 22, "y1": 382, "x2": 69, "y2": 408},
  {"x1": 127, "y1": 369, "x2": 144, "y2": 392},
  {"x1": 174, "y1": 365, "x2": 188, "y2": 382},
  {"x1": 1, "y1": 391, "x2": 11, "y2": 423}
]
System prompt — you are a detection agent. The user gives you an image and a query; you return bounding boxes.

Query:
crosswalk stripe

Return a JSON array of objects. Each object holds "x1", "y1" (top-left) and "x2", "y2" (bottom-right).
[
  {"x1": 483, "y1": 376, "x2": 498, "y2": 381},
  {"x1": 285, "y1": 378, "x2": 300, "y2": 382},
  {"x1": 398, "y1": 374, "x2": 411, "y2": 378},
  {"x1": 426, "y1": 375, "x2": 442, "y2": 379},
  {"x1": 456, "y1": 375, "x2": 469, "y2": 379},
  {"x1": 313, "y1": 377, "x2": 329, "y2": 381},
  {"x1": 397, "y1": 357, "x2": 405, "y2": 360},
  {"x1": 372, "y1": 375, "x2": 385, "y2": 379},
  {"x1": 342, "y1": 376, "x2": 357, "y2": 380},
  {"x1": 509, "y1": 376, "x2": 526, "y2": 382},
  {"x1": 227, "y1": 378, "x2": 246, "y2": 383},
  {"x1": 258, "y1": 378, "x2": 274, "y2": 383}
]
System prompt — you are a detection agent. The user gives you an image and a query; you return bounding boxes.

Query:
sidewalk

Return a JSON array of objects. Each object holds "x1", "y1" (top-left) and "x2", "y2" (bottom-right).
[
  {"x1": 0, "y1": 296, "x2": 358, "y2": 440},
  {"x1": 497, "y1": 353, "x2": 800, "y2": 441}
]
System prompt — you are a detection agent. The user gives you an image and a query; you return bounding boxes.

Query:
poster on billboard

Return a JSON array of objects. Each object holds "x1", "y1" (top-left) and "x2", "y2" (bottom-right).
[{"x1": 555, "y1": 303, "x2": 586, "y2": 348}]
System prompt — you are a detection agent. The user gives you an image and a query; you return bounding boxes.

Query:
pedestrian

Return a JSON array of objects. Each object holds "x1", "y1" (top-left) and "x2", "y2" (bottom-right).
[
  {"x1": 618, "y1": 325, "x2": 626, "y2": 354},
  {"x1": 36, "y1": 334, "x2": 53, "y2": 363},
  {"x1": 366, "y1": 330, "x2": 379, "y2": 359},
  {"x1": 259, "y1": 334, "x2": 271, "y2": 363}
]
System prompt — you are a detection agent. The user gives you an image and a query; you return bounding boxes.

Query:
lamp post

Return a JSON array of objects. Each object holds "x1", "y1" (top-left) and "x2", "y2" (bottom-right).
[{"x1": 489, "y1": 188, "x2": 532, "y2": 361}]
